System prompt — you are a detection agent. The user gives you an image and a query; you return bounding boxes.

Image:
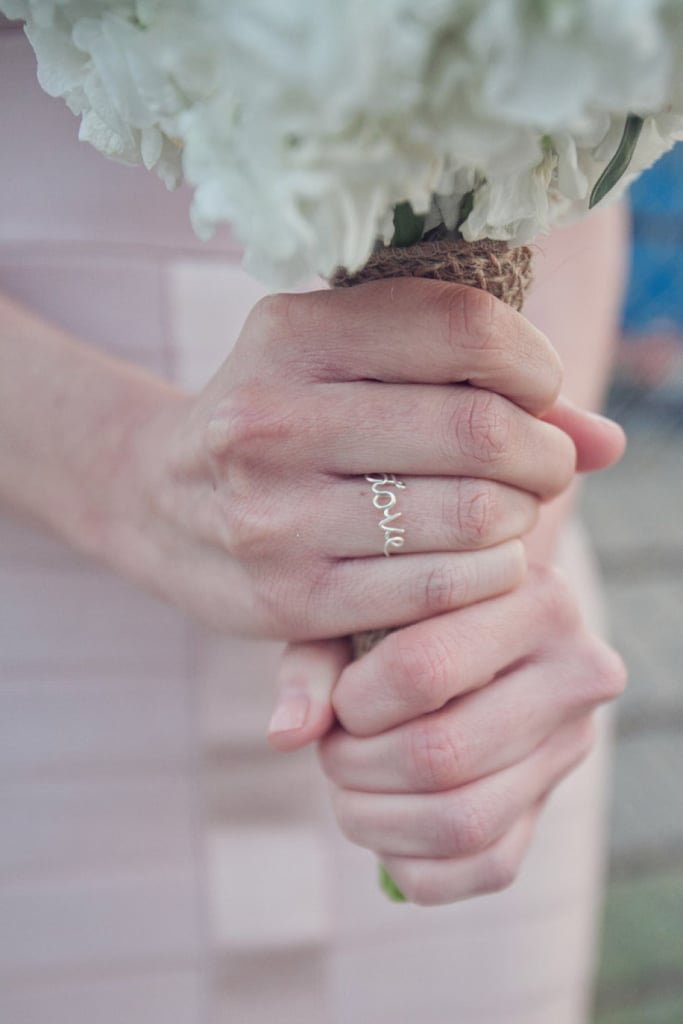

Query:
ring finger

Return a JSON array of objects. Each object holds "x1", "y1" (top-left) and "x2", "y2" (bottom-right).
[{"x1": 320, "y1": 474, "x2": 538, "y2": 558}]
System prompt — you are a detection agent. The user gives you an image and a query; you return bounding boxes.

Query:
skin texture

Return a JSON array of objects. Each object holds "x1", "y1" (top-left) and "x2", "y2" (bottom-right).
[
  {"x1": 0, "y1": 256, "x2": 621, "y2": 641},
  {"x1": 319, "y1": 566, "x2": 626, "y2": 905},
  {"x1": 0, "y1": 200, "x2": 627, "y2": 905},
  {"x1": 268, "y1": 203, "x2": 630, "y2": 905}
]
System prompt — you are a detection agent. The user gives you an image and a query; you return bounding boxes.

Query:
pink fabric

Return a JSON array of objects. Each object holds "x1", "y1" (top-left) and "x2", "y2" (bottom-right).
[{"x1": 0, "y1": 30, "x2": 610, "y2": 1023}]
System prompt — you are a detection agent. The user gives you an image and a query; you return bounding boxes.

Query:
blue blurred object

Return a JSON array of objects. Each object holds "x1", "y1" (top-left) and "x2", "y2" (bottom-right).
[{"x1": 622, "y1": 142, "x2": 683, "y2": 336}]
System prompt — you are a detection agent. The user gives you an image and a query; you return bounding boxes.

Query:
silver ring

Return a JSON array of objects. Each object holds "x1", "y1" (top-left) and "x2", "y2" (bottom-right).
[{"x1": 365, "y1": 474, "x2": 407, "y2": 556}]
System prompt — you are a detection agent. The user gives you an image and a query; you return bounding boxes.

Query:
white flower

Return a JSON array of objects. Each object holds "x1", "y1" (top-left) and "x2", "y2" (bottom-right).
[
  {"x1": 4, "y1": 0, "x2": 683, "y2": 285},
  {"x1": 12, "y1": 1, "x2": 184, "y2": 184}
]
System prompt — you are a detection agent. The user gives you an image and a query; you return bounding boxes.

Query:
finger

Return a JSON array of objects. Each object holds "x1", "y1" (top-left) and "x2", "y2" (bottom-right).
[
  {"x1": 542, "y1": 398, "x2": 626, "y2": 474},
  {"x1": 380, "y1": 806, "x2": 540, "y2": 906},
  {"x1": 332, "y1": 565, "x2": 570, "y2": 736},
  {"x1": 247, "y1": 281, "x2": 563, "y2": 415},
  {"x1": 312, "y1": 383, "x2": 576, "y2": 500},
  {"x1": 321, "y1": 634, "x2": 618, "y2": 793},
  {"x1": 307, "y1": 540, "x2": 526, "y2": 640},
  {"x1": 314, "y1": 476, "x2": 538, "y2": 558},
  {"x1": 332, "y1": 717, "x2": 594, "y2": 859},
  {"x1": 267, "y1": 639, "x2": 349, "y2": 752}
]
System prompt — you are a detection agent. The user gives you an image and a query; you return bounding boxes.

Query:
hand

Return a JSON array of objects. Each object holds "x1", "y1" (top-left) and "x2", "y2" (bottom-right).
[
  {"x1": 126, "y1": 278, "x2": 622, "y2": 639},
  {"x1": 272, "y1": 568, "x2": 626, "y2": 905}
]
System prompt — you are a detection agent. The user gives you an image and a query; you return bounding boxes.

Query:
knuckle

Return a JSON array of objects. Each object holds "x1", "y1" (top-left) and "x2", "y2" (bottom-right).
[
  {"x1": 406, "y1": 720, "x2": 462, "y2": 791},
  {"x1": 453, "y1": 480, "x2": 498, "y2": 547},
  {"x1": 446, "y1": 284, "x2": 499, "y2": 354},
  {"x1": 419, "y1": 563, "x2": 468, "y2": 617},
  {"x1": 445, "y1": 284, "x2": 563, "y2": 411},
  {"x1": 206, "y1": 385, "x2": 296, "y2": 461},
  {"x1": 441, "y1": 795, "x2": 493, "y2": 857},
  {"x1": 480, "y1": 847, "x2": 521, "y2": 894},
  {"x1": 383, "y1": 632, "x2": 452, "y2": 713},
  {"x1": 244, "y1": 292, "x2": 295, "y2": 344},
  {"x1": 513, "y1": 327, "x2": 564, "y2": 411},
  {"x1": 451, "y1": 390, "x2": 511, "y2": 466},
  {"x1": 441, "y1": 284, "x2": 564, "y2": 414},
  {"x1": 241, "y1": 291, "x2": 334, "y2": 380}
]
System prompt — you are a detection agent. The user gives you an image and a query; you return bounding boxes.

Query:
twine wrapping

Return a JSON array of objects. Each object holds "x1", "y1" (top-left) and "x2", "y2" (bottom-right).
[
  {"x1": 332, "y1": 238, "x2": 533, "y2": 311},
  {"x1": 332, "y1": 238, "x2": 534, "y2": 660}
]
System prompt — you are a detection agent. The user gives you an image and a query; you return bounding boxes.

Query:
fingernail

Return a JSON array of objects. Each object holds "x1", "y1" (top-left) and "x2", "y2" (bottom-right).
[{"x1": 268, "y1": 692, "x2": 310, "y2": 735}]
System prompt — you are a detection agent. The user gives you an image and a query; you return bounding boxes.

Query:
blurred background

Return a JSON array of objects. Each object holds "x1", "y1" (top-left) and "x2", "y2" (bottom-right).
[{"x1": 586, "y1": 142, "x2": 683, "y2": 1024}]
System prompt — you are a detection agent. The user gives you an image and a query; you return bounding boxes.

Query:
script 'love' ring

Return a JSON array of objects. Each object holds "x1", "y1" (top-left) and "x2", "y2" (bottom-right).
[{"x1": 365, "y1": 474, "x2": 407, "y2": 556}]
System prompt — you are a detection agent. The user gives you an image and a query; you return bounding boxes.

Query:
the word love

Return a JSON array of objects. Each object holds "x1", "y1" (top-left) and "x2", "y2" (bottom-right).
[{"x1": 365, "y1": 474, "x2": 407, "y2": 556}]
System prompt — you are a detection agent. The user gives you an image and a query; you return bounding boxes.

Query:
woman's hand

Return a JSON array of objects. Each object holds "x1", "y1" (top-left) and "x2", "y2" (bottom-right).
[
  {"x1": 274, "y1": 568, "x2": 626, "y2": 905},
  {"x1": 125, "y1": 278, "x2": 622, "y2": 639}
]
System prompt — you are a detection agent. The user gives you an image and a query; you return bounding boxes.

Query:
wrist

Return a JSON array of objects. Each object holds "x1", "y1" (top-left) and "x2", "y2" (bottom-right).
[
  {"x1": 0, "y1": 291, "x2": 193, "y2": 582},
  {"x1": 92, "y1": 374, "x2": 191, "y2": 593}
]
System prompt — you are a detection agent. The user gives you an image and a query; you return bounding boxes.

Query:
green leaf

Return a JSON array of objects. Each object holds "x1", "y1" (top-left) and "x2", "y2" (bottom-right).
[
  {"x1": 391, "y1": 202, "x2": 425, "y2": 248},
  {"x1": 590, "y1": 114, "x2": 644, "y2": 210},
  {"x1": 457, "y1": 190, "x2": 474, "y2": 229},
  {"x1": 379, "y1": 864, "x2": 407, "y2": 902}
]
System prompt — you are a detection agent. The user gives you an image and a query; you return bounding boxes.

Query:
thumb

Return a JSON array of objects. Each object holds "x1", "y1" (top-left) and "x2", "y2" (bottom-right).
[
  {"x1": 542, "y1": 398, "x2": 626, "y2": 474},
  {"x1": 267, "y1": 639, "x2": 350, "y2": 752}
]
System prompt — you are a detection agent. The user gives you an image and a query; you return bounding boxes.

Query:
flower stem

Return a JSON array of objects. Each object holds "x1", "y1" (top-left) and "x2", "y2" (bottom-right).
[{"x1": 379, "y1": 864, "x2": 407, "y2": 902}]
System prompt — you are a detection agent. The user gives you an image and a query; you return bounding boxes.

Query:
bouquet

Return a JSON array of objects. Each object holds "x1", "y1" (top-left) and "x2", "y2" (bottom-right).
[
  {"x1": 7, "y1": 0, "x2": 683, "y2": 899},
  {"x1": 4, "y1": 0, "x2": 683, "y2": 287}
]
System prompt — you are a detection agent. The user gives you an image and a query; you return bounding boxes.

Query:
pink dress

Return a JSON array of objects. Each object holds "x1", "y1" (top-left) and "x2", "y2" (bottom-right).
[{"x1": 0, "y1": 24, "x2": 611, "y2": 1024}]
